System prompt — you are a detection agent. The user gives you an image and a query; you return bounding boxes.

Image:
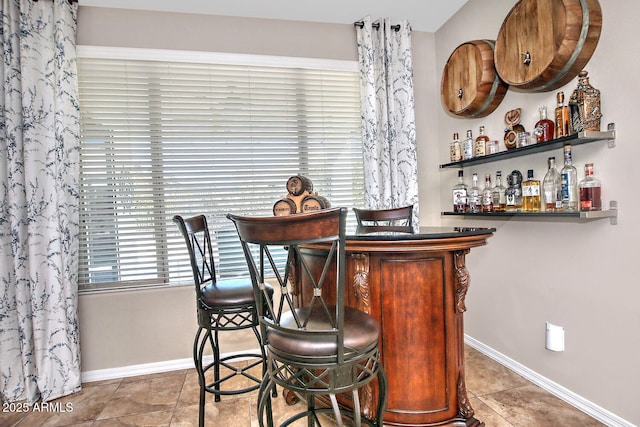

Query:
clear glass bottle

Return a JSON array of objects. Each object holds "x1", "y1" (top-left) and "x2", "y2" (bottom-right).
[
  {"x1": 491, "y1": 171, "x2": 506, "y2": 212},
  {"x1": 505, "y1": 170, "x2": 523, "y2": 212},
  {"x1": 474, "y1": 126, "x2": 489, "y2": 157},
  {"x1": 468, "y1": 173, "x2": 481, "y2": 213},
  {"x1": 579, "y1": 163, "x2": 602, "y2": 211},
  {"x1": 462, "y1": 129, "x2": 474, "y2": 160},
  {"x1": 485, "y1": 139, "x2": 499, "y2": 155},
  {"x1": 542, "y1": 157, "x2": 562, "y2": 212},
  {"x1": 560, "y1": 145, "x2": 579, "y2": 211},
  {"x1": 534, "y1": 106, "x2": 554, "y2": 143},
  {"x1": 452, "y1": 170, "x2": 468, "y2": 213},
  {"x1": 516, "y1": 131, "x2": 532, "y2": 148},
  {"x1": 522, "y1": 169, "x2": 541, "y2": 212},
  {"x1": 554, "y1": 91, "x2": 571, "y2": 138},
  {"x1": 569, "y1": 70, "x2": 602, "y2": 132},
  {"x1": 481, "y1": 174, "x2": 494, "y2": 212},
  {"x1": 450, "y1": 132, "x2": 462, "y2": 162}
]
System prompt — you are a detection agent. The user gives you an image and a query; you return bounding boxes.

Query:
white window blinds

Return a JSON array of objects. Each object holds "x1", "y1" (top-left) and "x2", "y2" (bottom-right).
[{"x1": 77, "y1": 49, "x2": 364, "y2": 291}]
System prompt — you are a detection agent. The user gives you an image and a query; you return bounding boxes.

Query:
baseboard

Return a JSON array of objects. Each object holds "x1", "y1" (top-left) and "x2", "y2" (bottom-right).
[
  {"x1": 80, "y1": 349, "x2": 260, "y2": 384},
  {"x1": 464, "y1": 335, "x2": 635, "y2": 427}
]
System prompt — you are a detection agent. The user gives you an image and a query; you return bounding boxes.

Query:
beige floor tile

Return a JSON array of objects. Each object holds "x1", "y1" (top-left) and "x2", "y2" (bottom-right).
[
  {"x1": 469, "y1": 396, "x2": 513, "y2": 427},
  {"x1": 465, "y1": 346, "x2": 529, "y2": 396},
  {"x1": 171, "y1": 397, "x2": 253, "y2": 427},
  {"x1": 93, "y1": 410, "x2": 174, "y2": 426},
  {"x1": 97, "y1": 374, "x2": 185, "y2": 420},
  {"x1": 14, "y1": 382, "x2": 120, "y2": 427},
  {"x1": 478, "y1": 383, "x2": 605, "y2": 427}
]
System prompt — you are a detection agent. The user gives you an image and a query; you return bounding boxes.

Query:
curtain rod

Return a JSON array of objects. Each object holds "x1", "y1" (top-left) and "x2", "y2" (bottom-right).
[
  {"x1": 354, "y1": 21, "x2": 401, "y2": 32},
  {"x1": 33, "y1": 0, "x2": 79, "y2": 3}
]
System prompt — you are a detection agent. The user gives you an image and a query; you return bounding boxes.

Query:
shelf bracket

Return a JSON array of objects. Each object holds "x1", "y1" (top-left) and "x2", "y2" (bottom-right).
[
  {"x1": 607, "y1": 123, "x2": 616, "y2": 148},
  {"x1": 609, "y1": 200, "x2": 618, "y2": 225}
]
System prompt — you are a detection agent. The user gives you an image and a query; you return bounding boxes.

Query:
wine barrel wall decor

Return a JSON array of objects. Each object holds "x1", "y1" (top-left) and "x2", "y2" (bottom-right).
[
  {"x1": 494, "y1": 0, "x2": 602, "y2": 92},
  {"x1": 441, "y1": 39, "x2": 509, "y2": 118},
  {"x1": 440, "y1": 0, "x2": 603, "y2": 115}
]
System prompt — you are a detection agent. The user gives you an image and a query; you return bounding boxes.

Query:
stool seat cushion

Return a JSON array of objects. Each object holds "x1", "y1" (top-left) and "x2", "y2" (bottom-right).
[
  {"x1": 266, "y1": 305, "x2": 379, "y2": 358},
  {"x1": 200, "y1": 278, "x2": 272, "y2": 308}
]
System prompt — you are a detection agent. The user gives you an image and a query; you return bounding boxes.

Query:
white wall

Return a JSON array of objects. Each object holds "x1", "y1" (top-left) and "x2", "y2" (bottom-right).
[
  {"x1": 77, "y1": 2, "x2": 639, "y2": 424},
  {"x1": 435, "y1": 1, "x2": 639, "y2": 425}
]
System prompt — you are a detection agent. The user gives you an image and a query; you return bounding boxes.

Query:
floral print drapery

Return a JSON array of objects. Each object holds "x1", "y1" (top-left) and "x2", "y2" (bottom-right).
[
  {"x1": 0, "y1": 0, "x2": 81, "y2": 403},
  {"x1": 356, "y1": 16, "x2": 419, "y2": 225}
]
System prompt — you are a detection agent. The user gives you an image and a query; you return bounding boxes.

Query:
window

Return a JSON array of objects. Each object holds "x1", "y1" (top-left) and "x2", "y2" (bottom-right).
[{"x1": 77, "y1": 47, "x2": 364, "y2": 291}]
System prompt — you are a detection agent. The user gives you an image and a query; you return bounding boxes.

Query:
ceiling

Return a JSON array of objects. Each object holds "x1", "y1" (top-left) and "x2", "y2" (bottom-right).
[{"x1": 77, "y1": 0, "x2": 469, "y2": 32}]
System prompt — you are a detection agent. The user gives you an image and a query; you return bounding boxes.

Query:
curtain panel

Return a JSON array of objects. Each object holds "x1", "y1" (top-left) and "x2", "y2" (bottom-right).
[
  {"x1": 356, "y1": 16, "x2": 419, "y2": 225},
  {"x1": 0, "y1": 0, "x2": 81, "y2": 403}
]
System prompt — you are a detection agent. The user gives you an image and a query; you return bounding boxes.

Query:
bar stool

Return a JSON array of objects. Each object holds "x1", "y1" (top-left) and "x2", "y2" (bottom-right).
[
  {"x1": 353, "y1": 205, "x2": 413, "y2": 227},
  {"x1": 173, "y1": 214, "x2": 272, "y2": 427},
  {"x1": 228, "y1": 208, "x2": 388, "y2": 427}
]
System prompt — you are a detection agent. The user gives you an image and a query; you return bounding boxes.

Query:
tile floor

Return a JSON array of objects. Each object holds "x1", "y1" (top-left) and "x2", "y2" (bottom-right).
[{"x1": 4, "y1": 346, "x2": 605, "y2": 427}]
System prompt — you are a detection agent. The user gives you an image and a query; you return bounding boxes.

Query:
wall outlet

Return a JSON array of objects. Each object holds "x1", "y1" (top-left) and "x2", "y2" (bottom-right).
[{"x1": 545, "y1": 321, "x2": 565, "y2": 352}]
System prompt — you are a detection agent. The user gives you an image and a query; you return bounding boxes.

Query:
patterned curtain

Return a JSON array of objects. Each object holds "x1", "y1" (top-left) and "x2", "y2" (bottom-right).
[
  {"x1": 0, "y1": 0, "x2": 81, "y2": 403},
  {"x1": 356, "y1": 16, "x2": 419, "y2": 225}
]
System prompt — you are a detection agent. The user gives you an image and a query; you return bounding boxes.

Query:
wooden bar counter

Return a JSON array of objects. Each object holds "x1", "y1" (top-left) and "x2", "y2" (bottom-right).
[{"x1": 293, "y1": 225, "x2": 494, "y2": 427}]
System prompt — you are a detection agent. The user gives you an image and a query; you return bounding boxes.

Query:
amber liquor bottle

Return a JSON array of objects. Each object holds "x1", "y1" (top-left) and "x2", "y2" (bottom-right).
[
  {"x1": 450, "y1": 132, "x2": 462, "y2": 162},
  {"x1": 491, "y1": 171, "x2": 506, "y2": 212},
  {"x1": 554, "y1": 92, "x2": 571, "y2": 138},
  {"x1": 522, "y1": 169, "x2": 541, "y2": 212},
  {"x1": 579, "y1": 163, "x2": 602, "y2": 211},
  {"x1": 534, "y1": 106, "x2": 554, "y2": 143},
  {"x1": 474, "y1": 126, "x2": 489, "y2": 157}
]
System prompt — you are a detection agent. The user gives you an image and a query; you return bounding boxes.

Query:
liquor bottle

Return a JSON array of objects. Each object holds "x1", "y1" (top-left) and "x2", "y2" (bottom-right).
[
  {"x1": 569, "y1": 70, "x2": 602, "y2": 133},
  {"x1": 462, "y1": 129, "x2": 474, "y2": 160},
  {"x1": 522, "y1": 169, "x2": 541, "y2": 212},
  {"x1": 505, "y1": 170, "x2": 523, "y2": 212},
  {"x1": 491, "y1": 171, "x2": 507, "y2": 212},
  {"x1": 450, "y1": 132, "x2": 462, "y2": 162},
  {"x1": 452, "y1": 170, "x2": 468, "y2": 213},
  {"x1": 474, "y1": 126, "x2": 489, "y2": 157},
  {"x1": 542, "y1": 157, "x2": 562, "y2": 212},
  {"x1": 468, "y1": 173, "x2": 481, "y2": 213},
  {"x1": 560, "y1": 145, "x2": 579, "y2": 211},
  {"x1": 481, "y1": 174, "x2": 494, "y2": 212},
  {"x1": 579, "y1": 163, "x2": 602, "y2": 211},
  {"x1": 554, "y1": 91, "x2": 571, "y2": 138},
  {"x1": 534, "y1": 106, "x2": 554, "y2": 143}
]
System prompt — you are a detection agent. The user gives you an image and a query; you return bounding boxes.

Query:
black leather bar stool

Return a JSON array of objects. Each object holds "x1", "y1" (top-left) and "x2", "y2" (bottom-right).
[
  {"x1": 228, "y1": 207, "x2": 388, "y2": 427},
  {"x1": 173, "y1": 214, "x2": 272, "y2": 427}
]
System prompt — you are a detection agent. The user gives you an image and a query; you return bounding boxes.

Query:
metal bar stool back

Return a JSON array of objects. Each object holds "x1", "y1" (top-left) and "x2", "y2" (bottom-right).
[
  {"x1": 173, "y1": 214, "x2": 271, "y2": 427},
  {"x1": 228, "y1": 207, "x2": 387, "y2": 427},
  {"x1": 353, "y1": 205, "x2": 414, "y2": 234}
]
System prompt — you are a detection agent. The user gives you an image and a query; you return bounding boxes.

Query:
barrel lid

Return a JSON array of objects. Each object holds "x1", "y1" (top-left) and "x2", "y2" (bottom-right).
[
  {"x1": 494, "y1": 0, "x2": 602, "y2": 92},
  {"x1": 441, "y1": 40, "x2": 508, "y2": 118}
]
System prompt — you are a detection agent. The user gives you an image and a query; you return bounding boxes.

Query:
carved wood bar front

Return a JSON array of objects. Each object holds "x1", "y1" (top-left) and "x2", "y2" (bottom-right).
[{"x1": 295, "y1": 227, "x2": 494, "y2": 427}]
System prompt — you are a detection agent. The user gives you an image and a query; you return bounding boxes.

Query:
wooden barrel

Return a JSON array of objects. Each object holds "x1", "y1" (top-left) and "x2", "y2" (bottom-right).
[
  {"x1": 494, "y1": 0, "x2": 602, "y2": 92},
  {"x1": 273, "y1": 198, "x2": 297, "y2": 216},
  {"x1": 301, "y1": 195, "x2": 330, "y2": 213},
  {"x1": 286, "y1": 175, "x2": 314, "y2": 196},
  {"x1": 441, "y1": 40, "x2": 508, "y2": 118}
]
